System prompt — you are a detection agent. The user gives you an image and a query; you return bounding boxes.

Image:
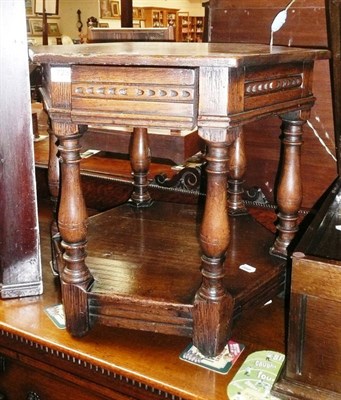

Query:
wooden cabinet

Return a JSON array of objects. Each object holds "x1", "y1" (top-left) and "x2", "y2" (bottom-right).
[
  {"x1": 143, "y1": 7, "x2": 178, "y2": 29},
  {"x1": 0, "y1": 347, "x2": 114, "y2": 400},
  {"x1": 272, "y1": 2, "x2": 341, "y2": 398},
  {"x1": 272, "y1": 178, "x2": 341, "y2": 399},
  {"x1": 177, "y1": 14, "x2": 204, "y2": 42},
  {"x1": 0, "y1": 0, "x2": 42, "y2": 299}
]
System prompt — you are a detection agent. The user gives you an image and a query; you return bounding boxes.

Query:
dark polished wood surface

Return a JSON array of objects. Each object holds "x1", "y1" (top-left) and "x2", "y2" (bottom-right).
[
  {"x1": 30, "y1": 41, "x2": 328, "y2": 357},
  {"x1": 0, "y1": 0, "x2": 42, "y2": 298},
  {"x1": 87, "y1": 26, "x2": 175, "y2": 43},
  {"x1": 272, "y1": 178, "x2": 341, "y2": 400},
  {"x1": 272, "y1": 1, "x2": 341, "y2": 398},
  {"x1": 30, "y1": 41, "x2": 327, "y2": 66},
  {"x1": 0, "y1": 201, "x2": 285, "y2": 400},
  {"x1": 85, "y1": 201, "x2": 284, "y2": 337}
]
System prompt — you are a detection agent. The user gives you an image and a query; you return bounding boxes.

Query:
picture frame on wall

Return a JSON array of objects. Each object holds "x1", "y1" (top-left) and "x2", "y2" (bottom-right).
[
  {"x1": 25, "y1": 0, "x2": 34, "y2": 16},
  {"x1": 99, "y1": 0, "x2": 112, "y2": 18},
  {"x1": 110, "y1": 1, "x2": 120, "y2": 17},
  {"x1": 30, "y1": 19, "x2": 43, "y2": 35},
  {"x1": 47, "y1": 22, "x2": 61, "y2": 36},
  {"x1": 35, "y1": 0, "x2": 59, "y2": 15},
  {"x1": 99, "y1": 0, "x2": 120, "y2": 19}
]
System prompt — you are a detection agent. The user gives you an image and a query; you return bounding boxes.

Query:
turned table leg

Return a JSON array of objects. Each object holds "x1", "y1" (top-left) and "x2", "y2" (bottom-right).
[
  {"x1": 228, "y1": 128, "x2": 248, "y2": 215},
  {"x1": 193, "y1": 141, "x2": 234, "y2": 357},
  {"x1": 54, "y1": 123, "x2": 93, "y2": 337},
  {"x1": 129, "y1": 127, "x2": 153, "y2": 208},
  {"x1": 270, "y1": 112, "x2": 306, "y2": 258}
]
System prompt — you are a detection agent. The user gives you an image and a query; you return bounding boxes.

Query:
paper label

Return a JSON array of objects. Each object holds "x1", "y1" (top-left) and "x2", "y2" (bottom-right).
[
  {"x1": 228, "y1": 350, "x2": 285, "y2": 399},
  {"x1": 45, "y1": 304, "x2": 66, "y2": 329},
  {"x1": 51, "y1": 67, "x2": 71, "y2": 83}
]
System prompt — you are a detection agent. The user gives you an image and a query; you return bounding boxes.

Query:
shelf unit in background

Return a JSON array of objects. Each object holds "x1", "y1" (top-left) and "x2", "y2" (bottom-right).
[
  {"x1": 177, "y1": 13, "x2": 204, "y2": 42},
  {"x1": 132, "y1": 7, "x2": 145, "y2": 27},
  {"x1": 143, "y1": 7, "x2": 179, "y2": 29}
]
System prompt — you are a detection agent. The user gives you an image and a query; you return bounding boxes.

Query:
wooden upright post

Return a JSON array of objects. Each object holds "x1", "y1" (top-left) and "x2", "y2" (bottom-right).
[
  {"x1": 121, "y1": 0, "x2": 133, "y2": 27},
  {"x1": 42, "y1": 0, "x2": 48, "y2": 45}
]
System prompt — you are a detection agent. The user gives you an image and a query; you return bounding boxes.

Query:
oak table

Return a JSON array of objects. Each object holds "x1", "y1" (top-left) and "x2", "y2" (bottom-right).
[{"x1": 29, "y1": 42, "x2": 328, "y2": 357}]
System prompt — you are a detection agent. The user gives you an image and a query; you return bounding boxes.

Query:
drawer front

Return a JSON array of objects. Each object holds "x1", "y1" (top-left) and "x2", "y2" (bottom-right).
[
  {"x1": 244, "y1": 63, "x2": 309, "y2": 111},
  {"x1": 71, "y1": 66, "x2": 198, "y2": 130},
  {"x1": 0, "y1": 349, "x2": 128, "y2": 400}
]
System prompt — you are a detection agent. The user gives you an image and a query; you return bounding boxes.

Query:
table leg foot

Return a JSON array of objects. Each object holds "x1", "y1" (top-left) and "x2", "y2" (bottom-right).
[
  {"x1": 193, "y1": 281, "x2": 234, "y2": 357},
  {"x1": 61, "y1": 240, "x2": 93, "y2": 337},
  {"x1": 270, "y1": 212, "x2": 299, "y2": 258}
]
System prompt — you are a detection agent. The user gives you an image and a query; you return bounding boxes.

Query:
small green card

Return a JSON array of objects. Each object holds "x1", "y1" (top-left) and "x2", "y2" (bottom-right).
[{"x1": 227, "y1": 350, "x2": 285, "y2": 399}]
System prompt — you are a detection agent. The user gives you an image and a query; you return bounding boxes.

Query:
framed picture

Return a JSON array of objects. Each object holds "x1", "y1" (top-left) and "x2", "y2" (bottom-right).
[
  {"x1": 25, "y1": 0, "x2": 34, "y2": 16},
  {"x1": 99, "y1": 22, "x2": 109, "y2": 28},
  {"x1": 99, "y1": 0, "x2": 120, "y2": 18},
  {"x1": 30, "y1": 19, "x2": 43, "y2": 35},
  {"x1": 110, "y1": 1, "x2": 120, "y2": 17},
  {"x1": 47, "y1": 22, "x2": 61, "y2": 36},
  {"x1": 99, "y1": 0, "x2": 111, "y2": 18},
  {"x1": 35, "y1": 0, "x2": 59, "y2": 15}
]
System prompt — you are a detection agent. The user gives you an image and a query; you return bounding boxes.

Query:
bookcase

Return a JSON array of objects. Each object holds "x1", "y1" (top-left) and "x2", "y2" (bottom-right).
[
  {"x1": 143, "y1": 7, "x2": 179, "y2": 29},
  {"x1": 177, "y1": 13, "x2": 204, "y2": 42}
]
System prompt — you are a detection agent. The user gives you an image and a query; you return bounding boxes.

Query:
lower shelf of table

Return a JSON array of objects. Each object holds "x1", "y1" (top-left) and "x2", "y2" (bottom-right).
[{"x1": 82, "y1": 201, "x2": 286, "y2": 337}]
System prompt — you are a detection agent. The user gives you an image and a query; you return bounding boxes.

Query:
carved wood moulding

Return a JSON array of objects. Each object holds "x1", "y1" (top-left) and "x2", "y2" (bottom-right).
[
  {"x1": 245, "y1": 75, "x2": 303, "y2": 96},
  {"x1": 73, "y1": 84, "x2": 194, "y2": 101}
]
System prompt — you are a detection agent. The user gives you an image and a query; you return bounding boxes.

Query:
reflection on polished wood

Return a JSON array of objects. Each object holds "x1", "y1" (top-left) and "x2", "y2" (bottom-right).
[
  {"x1": 0, "y1": 201, "x2": 285, "y2": 399},
  {"x1": 30, "y1": 42, "x2": 329, "y2": 357}
]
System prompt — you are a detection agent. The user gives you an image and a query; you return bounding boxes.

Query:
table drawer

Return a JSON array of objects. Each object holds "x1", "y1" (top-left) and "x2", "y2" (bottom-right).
[{"x1": 71, "y1": 66, "x2": 198, "y2": 129}]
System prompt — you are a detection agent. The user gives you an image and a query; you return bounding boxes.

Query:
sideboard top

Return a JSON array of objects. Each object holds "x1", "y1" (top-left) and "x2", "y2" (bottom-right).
[{"x1": 29, "y1": 42, "x2": 329, "y2": 68}]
